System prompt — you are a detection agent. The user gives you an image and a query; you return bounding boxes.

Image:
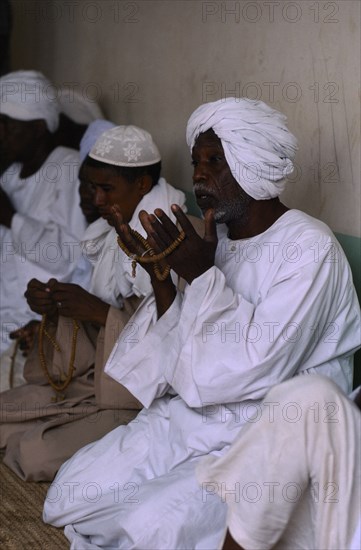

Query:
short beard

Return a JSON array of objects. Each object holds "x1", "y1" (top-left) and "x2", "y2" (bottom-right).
[{"x1": 213, "y1": 193, "x2": 252, "y2": 225}]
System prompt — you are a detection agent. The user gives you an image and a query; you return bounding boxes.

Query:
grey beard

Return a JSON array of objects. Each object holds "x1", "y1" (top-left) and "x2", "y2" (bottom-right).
[{"x1": 213, "y1": 196, "x2": 252, "y2": 225}]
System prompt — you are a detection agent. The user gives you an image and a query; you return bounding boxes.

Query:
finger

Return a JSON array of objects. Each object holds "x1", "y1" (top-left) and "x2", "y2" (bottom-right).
[
  {"x1": 45, "y1": 278, "x2": 59, "y2": 294},
  {"x1": 118, "y1": 223, "x2": 148, "y2": 256},
  {"x1": 138, "y1": 211, "x2": 164, "y2": 252},
  {"x1": 49, "y1": 281, "x2": 75, "y2": 294},
  {"x1": 50, "y1": 289, "x2": 72, "y2": 302},
  {"x1": 28, "y1": 304, "x2": 55, "y2": 315},
  {"x1": 19, "y1": 340, "x2": 28, "y2": 351},
  {"x1": 138, "y1": 210, "x2": 155, "y2": 235},
  {"x1": 25, "y1": 288, "x2": 53, "y2": 302},
  {"x1": 9, "y1": 329, "x2": 22, "y2": 339},
  {"x1": 148, "y1": 215, "x2": 174, "y2": 248},
  {"x1": 27, "y1": 320, "x2": 40, "y2": 329},
  {"x1": 26, "y1": 296, "x2": 54, "y2": 308},
  {"x1": 110, "y1": 205, "x2": 124, "y2": 233},
  {"x1": 27, "y1": 278, "x2": 44, "y2": 290},
  {"x1": 140, "y1": 210, "x2": 177, "y2": 251},
  {"x1": 204, "y1": 209, "x2": 218, "y2": 244},
  {"x1": 171, "y1": 205, "x2": 197, "y2": 237},
  {"x1": 153, "y1": 209, "x2": 180, "y2": 241}
]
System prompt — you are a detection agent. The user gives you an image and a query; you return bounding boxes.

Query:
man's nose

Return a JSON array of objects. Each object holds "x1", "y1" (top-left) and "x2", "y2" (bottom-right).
[
  {"x1": 93, "y1": 188, "x2": 105, "y2": 206},
  {"x1": 192, "y1": 163, "x2": 207, "y2": 183}
]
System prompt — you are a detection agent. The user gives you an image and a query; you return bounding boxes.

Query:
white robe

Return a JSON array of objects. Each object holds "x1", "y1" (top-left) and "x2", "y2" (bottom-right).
[
  {"x1": 197, "y1": 375, "x2": 361, "y2": 550},
  {"x1": 43, "y1": 210, "x2": 361, "y2": 549},
  {"x1": 0, "y1": 147, "x2": 87, "y2": 353}
]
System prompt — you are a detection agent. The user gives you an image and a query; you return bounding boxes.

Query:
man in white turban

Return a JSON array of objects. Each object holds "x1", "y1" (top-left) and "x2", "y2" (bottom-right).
[
  {"x1": 0, "y1": 124, "x2": 187, "y2": 482},
  {"x1": 44, "y1": 98, "x2": 360, "y2": 549},
  {"x1": 0, "y1": 71, "x2": 87, "y2": 365}
]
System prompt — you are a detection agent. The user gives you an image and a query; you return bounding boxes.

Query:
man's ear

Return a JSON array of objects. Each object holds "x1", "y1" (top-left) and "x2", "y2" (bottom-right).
[{"x1": 136, "y1": 174, "x2": 152, "y2": 196}]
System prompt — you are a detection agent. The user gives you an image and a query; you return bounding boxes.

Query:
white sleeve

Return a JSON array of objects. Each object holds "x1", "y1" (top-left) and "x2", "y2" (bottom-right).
[
  {"x1": 105, "y1": 291, "x2": 183, "y2": 407},
  {"x1": 165, "y1": 236, "x2": 360, "y2": 407},
  {"x1": 10, "y1": 166, "x2": 86, "y2": 282}
]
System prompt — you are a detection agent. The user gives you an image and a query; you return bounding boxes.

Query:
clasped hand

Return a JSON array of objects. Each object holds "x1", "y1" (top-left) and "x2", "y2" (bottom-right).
[
  {"x1": 25, "y1": 279, "x2": 109, "y2": 326},
  {"x1": 110, "y1": 204, "x2": 218, "y2": 284}
]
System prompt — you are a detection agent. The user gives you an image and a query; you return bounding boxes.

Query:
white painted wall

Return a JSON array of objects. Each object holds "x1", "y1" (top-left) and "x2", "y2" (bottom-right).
[{"x1": 10, "y1": 0, "x2": 360, "y2": 236}]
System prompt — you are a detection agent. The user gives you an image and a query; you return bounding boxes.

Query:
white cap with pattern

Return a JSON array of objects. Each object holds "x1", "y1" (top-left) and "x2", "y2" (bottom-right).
[{"x1": 89, "y1": 125, "x2": 161, "y2": 167}]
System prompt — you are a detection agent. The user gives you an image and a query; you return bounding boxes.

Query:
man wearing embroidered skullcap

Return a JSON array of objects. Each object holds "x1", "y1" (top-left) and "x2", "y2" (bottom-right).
[
  {"x1": 0, "y1": 71, "x2": 88, "y2": 370},
  {"x1": 0, "y1": 123, "x2": 189, "y2": 482},
  {"x1": 44, "y1": 98, "x2": 360, "y2": 548}
]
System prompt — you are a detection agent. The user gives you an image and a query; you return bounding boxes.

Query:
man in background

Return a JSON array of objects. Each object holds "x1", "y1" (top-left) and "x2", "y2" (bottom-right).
[{"x1": 0, "y1": 71, "x2": 87, "y2": 369}]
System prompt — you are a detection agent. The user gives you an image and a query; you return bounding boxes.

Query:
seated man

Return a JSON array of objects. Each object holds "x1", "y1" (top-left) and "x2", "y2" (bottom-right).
[
  {"x1": 0, "y1": 124, "x2": 187, "y2": 481},
  {"x1": 3, "y1": 119, "x2": 114, "y2": 390},
  {"x1": 0, "y1": 71, "x2": 87, "y2": 358},
  {"x1": 198, "y1": 375, "x2": 361, "y2": 550},
  {"x1": 43, "y1": 98, "x2": 360, "y2": 549}
]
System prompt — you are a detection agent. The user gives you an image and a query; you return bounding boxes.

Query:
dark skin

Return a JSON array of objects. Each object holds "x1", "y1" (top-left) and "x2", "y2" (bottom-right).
[
  {"x1": 24, "y1": 278, "x2": 111, "y2": 327},
  {"x1": 109, "y1": 129, "x2": 289, "y2": 318},
  {"x1": 0, "y1": 114, "x2": 56, "y2": 227},
  {"x1": 81, "y1": 163, "x2": 152, "y2": 226},
  {"x1": 9, "y1": 320, "x2": 40, "y2": 358},
  {"x1": 222, "y1": 531, "x2": 244, "y2": 550},
  {"x1": 53, "y1": 113, "x2": 87, "y2": 151},
  {"x1": 78, "y1": 178, "x2": 99, "y2": 225}
]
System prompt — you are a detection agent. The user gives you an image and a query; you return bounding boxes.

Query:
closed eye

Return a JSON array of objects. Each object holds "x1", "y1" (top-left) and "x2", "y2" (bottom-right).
[
  {"x1": 91, "y1": 184, "x2": 113, "y2": 192},
  {"x1": 210, "y1": 155, "x2": 224, "y2": 163}
]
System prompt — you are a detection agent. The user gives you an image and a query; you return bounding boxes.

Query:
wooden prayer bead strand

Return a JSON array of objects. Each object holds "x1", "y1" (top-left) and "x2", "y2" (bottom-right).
[
  {"x1": 8, "y1": 340, "x2": 19, "y2": 389},
  {"x1": 117, "y1": 229, "x2": 185, "y2": 281},
  {"x1": 38, "y1": 314, "x2": 79, "y2": 401}
]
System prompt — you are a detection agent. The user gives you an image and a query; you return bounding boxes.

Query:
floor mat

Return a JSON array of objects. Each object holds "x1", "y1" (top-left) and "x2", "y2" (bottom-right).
[{"x1": 0, "y1": 455, "x2": 68, "y2": 549}]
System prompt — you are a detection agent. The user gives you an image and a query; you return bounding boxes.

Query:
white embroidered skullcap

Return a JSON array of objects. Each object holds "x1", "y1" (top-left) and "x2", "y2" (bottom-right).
[
  {"x1": 79, "y1": 119, "x2": 116, "y2": 163},
  {"x1": 89, "y1": 125, "x2": 161, "y2": 167},
  {"x1": 58, "y1": 87, "x2": 104, "y2": 124},
  {"x1": 0, "y1": 70, "x2": 60, "y2": 132},
  {"x1": 186, "y1": 97, "x2": 298, "y2": 200}
]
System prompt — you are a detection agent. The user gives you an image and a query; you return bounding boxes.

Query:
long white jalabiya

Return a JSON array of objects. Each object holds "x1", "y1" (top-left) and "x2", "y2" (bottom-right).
[
  {"x1": 0, "y1": 71, "x2": 60, "y2": 132},
  {"x1": 186, "y1": 97, "x2": 298, "y2": 200}
]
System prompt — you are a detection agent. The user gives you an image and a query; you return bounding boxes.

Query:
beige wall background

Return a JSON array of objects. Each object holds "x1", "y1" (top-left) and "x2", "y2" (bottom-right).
[{"x1": 10, "y1": 0, "x2": 360, "y2": 236}]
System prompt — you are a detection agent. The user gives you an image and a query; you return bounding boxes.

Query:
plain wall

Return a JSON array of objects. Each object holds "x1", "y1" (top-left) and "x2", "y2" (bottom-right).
[{"x1": 10, "y1": 0, "x2": 361, "y2": 237}]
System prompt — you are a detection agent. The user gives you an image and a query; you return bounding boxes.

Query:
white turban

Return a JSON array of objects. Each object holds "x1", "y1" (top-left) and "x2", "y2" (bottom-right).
[
  {"x1": 0, "y1": 70, "x2": 60, "y2": 132},
  {"x1": 186, "y1": 97, "x2": 298, "y2": 200},
  {"x1": 58, "y1": 87, "x2": 104, "y2": 124}
]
